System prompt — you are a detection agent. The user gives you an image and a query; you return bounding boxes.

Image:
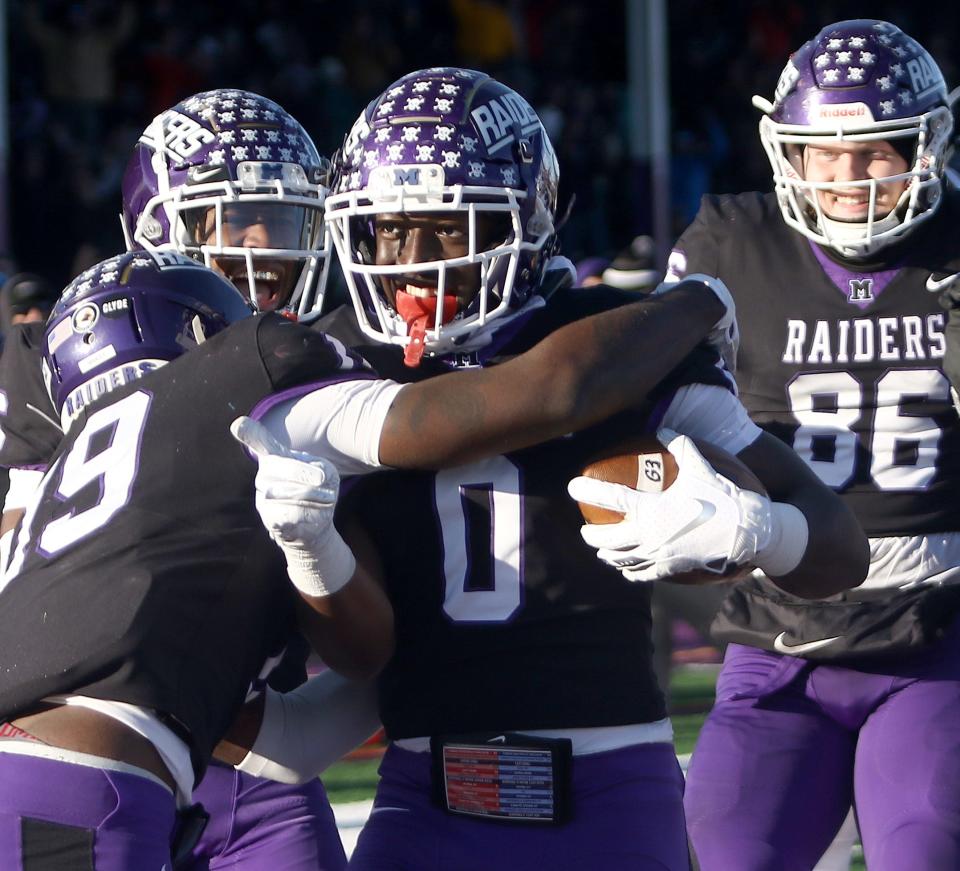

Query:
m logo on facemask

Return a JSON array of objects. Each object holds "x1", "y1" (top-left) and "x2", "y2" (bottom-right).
[
  {"x1": 849, "y1": 278, "x2": 874, "y2": 302},
  {"x1": 367, "y1": 165, "x2": 445, "y2": 205},
  {"x1": 394, "y1": 168, "x2": 421, "y2": 186}
]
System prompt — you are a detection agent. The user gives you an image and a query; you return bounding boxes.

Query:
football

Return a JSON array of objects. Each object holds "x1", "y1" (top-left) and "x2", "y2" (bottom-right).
[{"x1": 577, "y1": 434, "x2": 769, "y2": 585}]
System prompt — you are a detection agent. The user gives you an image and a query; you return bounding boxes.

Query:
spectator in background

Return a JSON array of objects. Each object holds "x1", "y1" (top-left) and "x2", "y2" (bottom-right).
[
  {"x1": 0, "y1": 273, "x2": 56, "y2": 336},
  {"x1": 575, "y1": 257, "x2": 610, "y2": 288},
  {"x1": 450, "y1": 0, "x2": 519, "y2": 67},
  {"x1": 602, "y1": 235, "x2": 659, "y2": 292},
  {"x1": 24, "y1": 1, "x2": 136, "y2": 158},
  {"x1": 140, "y1": 25, "x2": 203, "y2": 117},
  {"x1": 0, "y1": 270, "x2": 56, "y2": 539}
]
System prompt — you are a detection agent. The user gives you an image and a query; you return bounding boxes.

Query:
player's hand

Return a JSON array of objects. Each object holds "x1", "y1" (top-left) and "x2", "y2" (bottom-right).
[
  {"x1": 231, "y1": 416, "x2": 355, "y2": 597},
  {"x1": 653, "y1": 273, "x2": 739, "y2": 371},
  {"x1": 567, "y1": 429, "x2": 773, "y2": 583}
]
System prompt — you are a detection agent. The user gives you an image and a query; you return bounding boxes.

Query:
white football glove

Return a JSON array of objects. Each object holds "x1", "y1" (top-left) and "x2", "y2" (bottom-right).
[
  {"x1": 567, "y1": 430, "x2": 806, "y2": 583},
  {"x1": 653, "y1": 273, "x2": 739, "y2": 371},
  {"x1": 231, "y1": 416, "x2": 356, "y2": 598}
]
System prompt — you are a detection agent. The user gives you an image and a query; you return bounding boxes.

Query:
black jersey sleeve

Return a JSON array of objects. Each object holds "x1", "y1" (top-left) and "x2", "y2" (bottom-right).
[
  {"x1": 939, "y1": 282, "x2": 960, "y2": 404},
  {"x1": 256, "y1": 313, "x2": 372, "y2": 391},
  {"x1": 0, "y1": 323, "x2": 61, "y2": 470},
  {"x1": 667, "y1": 195, "x2": 728, "y2": 278}
]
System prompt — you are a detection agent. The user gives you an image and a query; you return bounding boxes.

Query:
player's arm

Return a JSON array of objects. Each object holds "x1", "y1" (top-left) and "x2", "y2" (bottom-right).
[
  {"x1": 0, "y1": 468, "x2": 46, "y2": 568},
  {"x1": 735, "y1": 431, "x2": 869, "y2": 598},
  {"x1": 214, "y1": 671, "x2": 381, "y2": 781},
  {"x1": 213, "y1": 514, "x2": 386, "y2": 779},
  {"x1": 379, "y1": 278, "x2": 732, "y2": 468},
  {"x1": 231, "y1": 418, "x2": 394, "y2": 680},
  {"x1": 937, "y1": 280, "x2": 960, "y2": 412}
]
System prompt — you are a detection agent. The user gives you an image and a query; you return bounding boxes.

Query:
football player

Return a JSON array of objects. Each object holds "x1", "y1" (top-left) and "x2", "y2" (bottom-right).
[
  {"x1": 658, "y1": 20, "x2": 960, "y2": 871},
  {"x1": 306, "y1": 67, "x2": 867, "y2": 871},
  {"x1": 117, "y1": 87, "x2": 347, "y2": 871},
  {"x1": 0, "y1": 224, "x2": 744, "y2": 868},
  {"x1": 0, "y1": 88, "x2": 351, "y2": 871},
  {"x1": 0, "y1": 252, "x2": 392, "y2": 869},
  {"x1": 121, "y1": 89, "x2": 332, "y2": 315}
]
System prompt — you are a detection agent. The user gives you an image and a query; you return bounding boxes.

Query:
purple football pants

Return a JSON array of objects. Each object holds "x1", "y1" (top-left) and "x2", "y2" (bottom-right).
[
  {"x1": 350, "y1": 741, "x2": 690, "y2": 871},
  {"x1": 0, "y1": 751, "x2": 176, "y2": 869},
  {"x1": 685, "y1": 625, "x2": 960, "y2": 871},
  {"x1": 185, "y1": 762, "x2": 347, "y2": 870}
]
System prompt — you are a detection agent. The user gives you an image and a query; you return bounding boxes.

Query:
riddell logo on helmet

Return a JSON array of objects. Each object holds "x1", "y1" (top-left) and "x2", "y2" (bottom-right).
[{"x1": 813, "y1": 103, "x2": 874, "y2": 123}]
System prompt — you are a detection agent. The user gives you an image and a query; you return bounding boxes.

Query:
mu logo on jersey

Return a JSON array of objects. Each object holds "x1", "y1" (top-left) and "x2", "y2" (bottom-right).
[{"x1": 849, "y1": 278, "x2": 874, "y2": 302}]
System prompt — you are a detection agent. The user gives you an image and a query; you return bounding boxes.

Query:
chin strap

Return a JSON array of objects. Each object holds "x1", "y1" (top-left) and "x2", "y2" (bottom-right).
[{"x1": 395, "y1": 291, "x2": 459, "y2": 367}]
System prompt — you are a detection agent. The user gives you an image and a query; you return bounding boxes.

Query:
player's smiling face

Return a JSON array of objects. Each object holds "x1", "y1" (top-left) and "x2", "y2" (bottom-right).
[
  {"x1": 373, "y1": 211, "x2": 504, "y2": 313},
  {"x1": 197, "y1": 202, "x2": 304, "y2": 311},
  {"x1": 801, "y1": 140, "x2": 910, "y2": 223}
]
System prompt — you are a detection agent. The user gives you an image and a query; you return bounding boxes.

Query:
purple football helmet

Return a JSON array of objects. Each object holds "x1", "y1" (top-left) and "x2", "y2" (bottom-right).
[
  {"x1": 43, "y1": 250, "x2": 254, "y2": 428},
  {"x1": 325, "y1": 67, "x2": 559, "y2": 362},
  {"x1": 121, "y1": 89, "x2": 331, "y2": 315},
  {"x1": 755, "y1": 20, "x2": 954, "y2": 257}
]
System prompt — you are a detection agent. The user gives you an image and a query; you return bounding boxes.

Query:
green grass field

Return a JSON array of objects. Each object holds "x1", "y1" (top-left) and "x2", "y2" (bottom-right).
[{"x1": 321, "y1": 664, "x2": 865, "y2": 868}]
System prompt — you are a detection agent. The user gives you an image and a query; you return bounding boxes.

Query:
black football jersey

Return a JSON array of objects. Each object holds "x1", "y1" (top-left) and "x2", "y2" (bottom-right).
[
  {"x1": 0, "y1": 321, "x2": 315, "y2": 696},
  {"x1": 0, "y1": 313, "x2": 368, "y2": 775},
  {"x1": 0, "y1": 322, "x2": 61, "y2": 470},
  {"x1": 321, "y1": 288, "x2": 732, "y2": 738},
  {"x1": 671, "y1": 191, "x2": 960, "y2": 660}
]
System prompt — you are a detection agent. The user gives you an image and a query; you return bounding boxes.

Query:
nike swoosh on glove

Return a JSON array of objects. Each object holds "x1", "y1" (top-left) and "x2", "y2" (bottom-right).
[
  {"x1": 653, "y1": 274, "x2": 739, "y2": 372},
  {"x1": 567, "y1": 429, "x2": 773, "y2": 583},
  {"x1": 231, "y1": 416, "x2": 355, "y2": 597}
]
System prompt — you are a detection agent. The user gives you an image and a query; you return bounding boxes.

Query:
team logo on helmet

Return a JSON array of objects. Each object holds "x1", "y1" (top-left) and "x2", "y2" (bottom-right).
[{"x1": 72, "y1": 304, "x2": 99, "y2": 334}]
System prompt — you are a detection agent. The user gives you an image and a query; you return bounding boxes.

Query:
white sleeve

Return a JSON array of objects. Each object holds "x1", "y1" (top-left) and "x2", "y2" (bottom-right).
[
  {"x1": 259, "y1": 379, "x2": 405, "y2": 476},
  {"x1": 3, "y1": 468, "x2": 45, "y2": 513},
  {"x1": 660, "y1": 383, "x2": 762, "y2": 456},
  {"x1": 236, "y1": 672, "x2": 381, "y2": 784}
]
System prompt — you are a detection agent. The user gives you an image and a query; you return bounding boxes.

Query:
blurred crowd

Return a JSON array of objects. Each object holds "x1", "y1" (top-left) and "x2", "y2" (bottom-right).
[{"x1": 6, "y1": 0, "x2": 960, "y2": 338}]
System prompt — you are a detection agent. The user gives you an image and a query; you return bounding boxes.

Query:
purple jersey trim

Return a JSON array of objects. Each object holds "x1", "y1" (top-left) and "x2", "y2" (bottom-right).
[
  {"x1": 437, "y1": 305, "x2": 543, "y2": 370},
  {"x1": 473, "y1": 306, "x2": 542, "y2": 366},
  {"x1": 248, "y1": 372, "x2": 378, "y2": 423},
  {"x1": 808, "y1": 241, "x2": 902, "y2": 310},
  {"x1": 6, "y1": 463, "x2": 48, "y2": 472}
]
